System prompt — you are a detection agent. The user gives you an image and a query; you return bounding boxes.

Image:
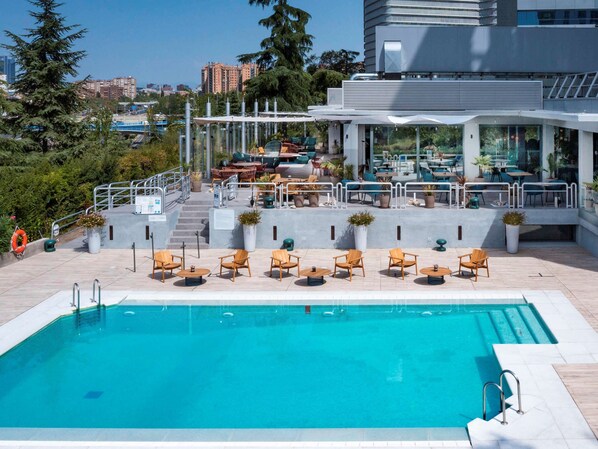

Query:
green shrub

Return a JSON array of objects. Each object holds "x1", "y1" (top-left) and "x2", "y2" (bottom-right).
[
  {"x1": 238, "y1": 210, "x2": 261, "y2": 226},
  {"x1": 0, "y1": 214, "x2": 15, "y2": 252},
  {"x1": 502, "y1": 211, "x2": 525, "y2": 226},
  {"x1": 348, "y1": 211, "x2": 375, "y2": 227}
]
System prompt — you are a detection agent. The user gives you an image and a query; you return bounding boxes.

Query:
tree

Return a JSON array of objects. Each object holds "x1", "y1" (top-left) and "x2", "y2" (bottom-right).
[
  {"x1": 239, "y1": 0, "x2": 314, "y2": 111},
  {"x1": 306, "y1": 49, "x2": 364, "y2": 75},
  {"x1": 3, "y1": 0, "x2": 87, "y2": 153}
]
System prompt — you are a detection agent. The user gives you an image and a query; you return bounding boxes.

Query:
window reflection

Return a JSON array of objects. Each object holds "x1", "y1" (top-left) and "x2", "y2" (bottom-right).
[{"x1": 480, "y1": 126, "x2": 542, "y2": 174}]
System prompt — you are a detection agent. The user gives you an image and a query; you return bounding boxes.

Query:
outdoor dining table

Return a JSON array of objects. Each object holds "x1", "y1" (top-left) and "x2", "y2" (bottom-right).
[
  {"x1": 506, "y1": 171, "x2": 534, "y2": 184},
  {"x1": 230, "y1": 162, "x2": 262, "y2": 168},
  {"x1": 278, "y1": 153, "x2": 300, "y2": 161},
  {"x1": 432, "y1": 171, "x2": 457, "y2": 179}
]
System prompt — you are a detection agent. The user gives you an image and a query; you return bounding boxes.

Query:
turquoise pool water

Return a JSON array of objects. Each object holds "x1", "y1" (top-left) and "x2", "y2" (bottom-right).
[{"x1": 0, "y1": 304, "x2": 554, "y2": 429}]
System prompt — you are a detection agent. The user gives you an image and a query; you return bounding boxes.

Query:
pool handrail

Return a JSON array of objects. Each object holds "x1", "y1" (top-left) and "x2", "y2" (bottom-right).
[
  {"x1": 499, "y1": 369, "x2": 524, "y2": 415},
  {"x1": 483, "y1": 381, "x2": 507, "y2": 425}
]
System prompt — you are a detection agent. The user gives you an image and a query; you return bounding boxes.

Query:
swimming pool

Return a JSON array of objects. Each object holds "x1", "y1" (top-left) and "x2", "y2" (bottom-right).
[{"x1": 0, "y1": 303, "x2": 554, "y2": 429}]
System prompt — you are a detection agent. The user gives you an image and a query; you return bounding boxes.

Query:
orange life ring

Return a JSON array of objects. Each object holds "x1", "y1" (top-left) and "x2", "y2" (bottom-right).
[{"x1": 11, "y1": 229, "x2": 27, "y2": 254}]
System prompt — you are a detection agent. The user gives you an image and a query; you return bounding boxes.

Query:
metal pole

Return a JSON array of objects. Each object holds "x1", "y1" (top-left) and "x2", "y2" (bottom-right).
[
  {"x1": 225, "y1": 99, "x2": 230, "y2": 152},
  {"x1": 265, "y1": 99, "x2": 269, "y2": 138},
  {"x1": 178, "y1": 130, "x2": 183, "y2": 168},
  {"x1": 416, "y1": 126, "x2": 421, "y2": 181},
  {"x1": 241, "y1": 99, "x2": 246, "y2": 153},
  {"x1": 185, "y1": 100, "x2": 191, "y2": 164},
  {"x1": 195, "y1": 230, "x2": 200, "y2": 258},
  {"x1": 254, "y1": 100, "x2": 259, "y2": 147},
  {"x1": 181, "y1": 241, "x2": 186, "y2": 270},
  {"x1": 132, "y1": 242, "x2": 136, "y2": 272},
  {"x1": 206, "y1": 100, "x2": 212, "y2": 177},
  {"x1": 150, "y1": 232, "x2": 154, "y2": 260},
  {"x1": 274, "y1": 98, "x2": 278, "y2": 135}
]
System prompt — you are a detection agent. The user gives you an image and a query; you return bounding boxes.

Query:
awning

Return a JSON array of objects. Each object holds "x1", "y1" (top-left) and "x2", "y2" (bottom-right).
[
  {"x1": 193, "y1": 115, "x2": 316, "y2": 125},
  {"x1": 388, "y1": 115, "x2": 478, "y2": 125}
]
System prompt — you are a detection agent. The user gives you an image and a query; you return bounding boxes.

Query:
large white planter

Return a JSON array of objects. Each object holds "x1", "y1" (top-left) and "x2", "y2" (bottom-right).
[
  {"x1": 87, "y1": 227, "x2": 102, "y2": 254},
  {"x1": 353, "y1": 225, "x2": 368, "y2": 252},
  {"x1": 243, "y1": 224, "x2": 257, "y2": 252},
  {"x1": 505, "y1": 224, "x2": 520, "y2": 254}
]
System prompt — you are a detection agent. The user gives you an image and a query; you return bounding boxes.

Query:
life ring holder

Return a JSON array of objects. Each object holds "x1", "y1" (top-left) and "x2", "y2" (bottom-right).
[{"x1": 11, "y1": 227, "x2": 28, "y2": 259}]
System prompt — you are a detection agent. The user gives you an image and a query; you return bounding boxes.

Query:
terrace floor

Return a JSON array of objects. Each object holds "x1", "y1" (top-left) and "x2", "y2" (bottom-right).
[{"x1": 1, "y1": 245, "x2": 598, "y2": 446}]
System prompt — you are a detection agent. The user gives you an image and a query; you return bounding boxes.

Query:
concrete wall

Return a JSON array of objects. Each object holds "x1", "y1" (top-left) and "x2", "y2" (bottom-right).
[
  {"x1": 0, "y1": 238, "x2": 49, "y2": 268},
  {"x1": 100, "y1": 207, "x2": 181, "y2": 250},
  {"x1": 209, "y1": 207, "x2": 579, "y2": 250},
  {"x1": 578, "y1": 209, "x2": 598, "y2": 257},
  {"x1": 372, "y1": 26, "x2": 598, "y2": 73}
]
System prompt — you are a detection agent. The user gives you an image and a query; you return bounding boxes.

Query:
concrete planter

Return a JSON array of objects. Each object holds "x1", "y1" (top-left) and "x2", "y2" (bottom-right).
[
  {"x1": 354, "y1": 225, "x2": 368, "y2": 252},
  {"x1": 585, "y1": 199, "x2": 593, "y2": 211},
  {"x1": 293, "y1": 194, "x2": 304, "y2": 208},
  {"x1": 87, "y1": 227, "x2": 102, "y2": 254},
  {"x1": 308, "y1": 192, "x2": 319, "y2": 207},
  {"x1": 379, "y1": 192, "x2": 391, "y2": 208},
  {"x1": 506, "y1": 224, "x2": 520, "y2": 254},
  {"x1": 424, "y1": 195, "x2": 435, "y2": 208},
  {"x1": 243, "y1": 224, "x2": 257, "y2": 252},
  {"x1": 190, "y1": 172, "x2": 202, "y2": 192}
]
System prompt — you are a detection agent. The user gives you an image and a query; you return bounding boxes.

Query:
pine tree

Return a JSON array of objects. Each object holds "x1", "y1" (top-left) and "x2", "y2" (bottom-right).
[
  {"x1": 3, "y1": 0, "x2": 87, "y2": 153},
  {"x1": 238, "y1": 0, "x2": 313, "y2": 111}
]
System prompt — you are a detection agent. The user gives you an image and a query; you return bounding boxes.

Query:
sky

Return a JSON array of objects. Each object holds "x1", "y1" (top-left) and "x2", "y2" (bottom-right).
[{"x1": 0, "y1": 0, "x2": 363, "y2": 88}]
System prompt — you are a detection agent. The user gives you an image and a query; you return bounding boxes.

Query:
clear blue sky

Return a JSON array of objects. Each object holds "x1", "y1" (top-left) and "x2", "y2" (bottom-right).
[{"x1": 1, "y1": 0, "x2": 363, "y2": 88}]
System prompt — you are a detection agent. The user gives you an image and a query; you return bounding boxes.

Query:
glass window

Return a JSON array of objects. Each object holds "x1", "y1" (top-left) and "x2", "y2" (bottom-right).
[
  {"x1": 555, "y1": 127, "x2": 578, "y2": 184},
  {"x1": 593, "y1": 133, "x2": 598, "y2": 179},
  {"x1": 480, "y1": 126, "x2": 542, "y2": 174}
]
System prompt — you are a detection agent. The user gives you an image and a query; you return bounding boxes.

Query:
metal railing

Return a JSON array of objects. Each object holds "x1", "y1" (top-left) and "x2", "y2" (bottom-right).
[
  {"x1": 281, "y1": 182, "x2": 338, "y2": 208},
  {"x1": 403, "y1": 182, "x2": 455, "y2": 208},
  {"x1": 546, "y1": 71, "x2": 598, "y2": 100},
  {"x1": 499, "y1": 369, "x2": 523, "y2": 415},
  {"x1": 460, "y1": 182, "x2": 513, "y2": 209},
  {"x1": 51, "y1": 166, "x2": 189, "y2": 238},
  {"x1": 71, "y1": 283, "x2": 80, "y2": 312},
  {"x1": 483, "y1": 382, "x2": 507, "y2": 425},
  {"x1": 518, "y1": 182, "x2": 577, "y2": 209},
  {"x1": 90, "y1": 279, "x2": 101, "y2": 307}
]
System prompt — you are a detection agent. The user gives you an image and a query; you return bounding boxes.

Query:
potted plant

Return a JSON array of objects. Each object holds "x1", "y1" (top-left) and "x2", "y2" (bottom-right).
[
  {"x1": 321, "y1": 158, "x2": 345, "y2": 184},
  {"x1": 238, "y1": 209, "x2": 261, "y2": 252},
  {"x1": 472, "y1": 155, "x2": 492, "y2": 179},
  {"x1": 544, "y1": 153, "x2": 565, "y2": 180},
  {"x1": 190, "y1": 171, "x2": 202, "y2": 192},
  {"x1": 77, "y1": 213, "x2": 106, "y2": 254},
  {"x1": 348, "y1": 211, "x2": 375, "y2": 252},
  {"x1": 502, "y1": 211, "x2": 525, "y2": 254},
  {"x1": 379, "y1": 182, "x2": 391, "y2": 208},
  {"x1": 583, "y1": 179, "x2": 597, "y2": 210},
  {"x1": 423, "y1": 185, "x2": 436, "y2": 208},
  {"x1": 303, "y1": 184, "x2": 320, "y2": 207}
]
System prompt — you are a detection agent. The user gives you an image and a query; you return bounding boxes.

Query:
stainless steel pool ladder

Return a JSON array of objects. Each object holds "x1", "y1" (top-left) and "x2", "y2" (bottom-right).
[
  {"x1": 483, "y1": 382, "x2": 507, "y2": 425},
  {"x1": 482, "y1": 369, "x2": 524, "y2": 425},
  {"x1": 71, "y1": 283, "x2": 80, "y2": 312},
  {"x1": 500, "y1": 369, "x2": 523, "y2": 415},
  {"x1": 90, "y1": 279, "x2": 101, "y2": 307}
]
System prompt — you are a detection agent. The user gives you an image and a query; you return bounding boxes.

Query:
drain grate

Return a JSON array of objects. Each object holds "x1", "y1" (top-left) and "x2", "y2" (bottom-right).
[
  {"x1": 84, "y1": 391, "x2": 103, "y2": 399},
  {"x1": 529, "y1": 273, "x2": 555, "y2": 278}
]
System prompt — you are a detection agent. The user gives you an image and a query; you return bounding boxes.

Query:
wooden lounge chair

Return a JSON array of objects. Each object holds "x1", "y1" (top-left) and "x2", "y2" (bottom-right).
[
  {"x1": 219, "y1": 249, "x2": 251, "y2": 282},
  {"x1": 152, "y1": 250, "x2": 183, "y2": 283},
  {"x1": 333, "y1": 249, "x2": 365, "y2": 281},
  {"x1": 388, "y1": 248, "x2": 418, "y2": 279},
  {"x1": 458, "y1": 249, "x2": 490, "y2": 282},
  {"x1": 269, "y1": 249, "x2": 301, "y2": 281}
]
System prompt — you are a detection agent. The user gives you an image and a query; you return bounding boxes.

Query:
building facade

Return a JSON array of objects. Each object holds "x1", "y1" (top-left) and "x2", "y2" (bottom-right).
[
  {"x1": 518, "y1": 0, "x2": 598, "y2": 26},
  {"x1": 201, "y1": 62, "x2": 259, "y2": 94},
  {"x1": 364, "y1": 0, "x2": 517, "y2": 71},
  {"x1": 82, "y1": 76, "x2": 137, "y2": 100},
  {"x1": 0, "y1": 56, "x2": 16, "y2": 85}
]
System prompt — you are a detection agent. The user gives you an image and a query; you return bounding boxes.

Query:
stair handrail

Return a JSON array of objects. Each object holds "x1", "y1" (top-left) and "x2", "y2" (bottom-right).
[
  {"x1": 499, "y1": 369, "x2": 523, "y2": 415},
  {"x1": 71, "y1": 283, "x2": 80, "y2": 312},
  {"x1": 90, "y1": 279, "x2": 101, "y2": 307},
  {"x1": 483, "y1": 381, "x2": 507, "y2": 425}
]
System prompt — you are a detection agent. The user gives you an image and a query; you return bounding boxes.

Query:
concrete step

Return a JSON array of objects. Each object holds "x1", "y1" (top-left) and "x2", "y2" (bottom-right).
[
  {"x1": 183, "y1": 200, "x2": 213, "y2": 206},
  {"x1": 178, "y1": 217, "x2": 209, "y2": 224},
  {"x1": 166, "y1": 244, "x2": 210, "y2": 250},
  {"x1": 171, "y1": 230, "x2": 207, "y2": 237},
  {"x1": 181, "y1": 205, "x2": 210, "y2": 211},
  {"x1": 175, "y1": 223, "x2": 207, "y2": 230},
  {"x1": 178, "y1": 211, "x2": 209, "y2": 217}
]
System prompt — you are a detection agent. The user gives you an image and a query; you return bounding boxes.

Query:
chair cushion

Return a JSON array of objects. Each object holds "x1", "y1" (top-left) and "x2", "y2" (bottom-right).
[{"x1": 461, "y1": 261, "x2": 485, "y2": 269}]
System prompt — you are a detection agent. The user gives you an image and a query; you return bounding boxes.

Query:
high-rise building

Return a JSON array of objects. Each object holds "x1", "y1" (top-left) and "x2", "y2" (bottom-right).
[
  {"x1": 518, "y1": 0, "x2": 598, "y2": 27},
  {"x1": 81, "y1": 76, "x2": 136, "y2": 99},
  {"x1": 0, "y1": 56, "x2": 16, "y2": 84},
  {"x1": 364, "y1": 0, "x2": 517, "y2": 71},
  {"x1": 201, "y1": 62, "x2": 259, "y2": 94}
]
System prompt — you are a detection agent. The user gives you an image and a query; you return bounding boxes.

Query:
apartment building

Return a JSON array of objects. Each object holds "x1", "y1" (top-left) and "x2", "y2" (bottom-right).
[
  {"x1": 82, "y1": 76, "x2": 137, "y2": 100},
  {"x1": 201, "y1": 62, "x2": 259, "y2": 94}
]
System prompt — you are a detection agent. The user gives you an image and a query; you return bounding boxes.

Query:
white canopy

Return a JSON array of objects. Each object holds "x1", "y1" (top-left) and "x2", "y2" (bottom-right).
[
  {"x1": 194, "y1": 115, "x2": 316, "y2": 125},
  {"x1": 307, "y1": 112, "x2": 478, "y2": 125}
]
